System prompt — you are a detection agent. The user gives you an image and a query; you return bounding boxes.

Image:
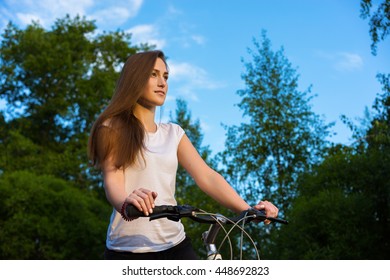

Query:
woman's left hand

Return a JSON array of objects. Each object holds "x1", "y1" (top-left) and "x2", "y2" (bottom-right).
[{"x1": 253, "y1": 200, "x2": 279, "y2": 224}]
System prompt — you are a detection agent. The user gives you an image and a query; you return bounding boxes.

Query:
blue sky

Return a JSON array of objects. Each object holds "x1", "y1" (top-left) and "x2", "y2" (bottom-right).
[{"x1": 1, "y1": 0, "x2": 389, "y2": 154}]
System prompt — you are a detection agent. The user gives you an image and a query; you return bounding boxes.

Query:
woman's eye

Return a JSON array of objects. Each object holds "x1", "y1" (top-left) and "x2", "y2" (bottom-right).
[
  {"x1": 164, "y1": 75, "x2": 169, "y2": 81},
  {"x1": 151, "y1": 72, "x2": 157, "y2": 77}
]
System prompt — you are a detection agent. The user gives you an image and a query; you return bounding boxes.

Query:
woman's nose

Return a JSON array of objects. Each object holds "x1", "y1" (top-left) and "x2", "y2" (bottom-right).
[{"x1": 158, "y1": 76, "x2": 166, "y2": 87}]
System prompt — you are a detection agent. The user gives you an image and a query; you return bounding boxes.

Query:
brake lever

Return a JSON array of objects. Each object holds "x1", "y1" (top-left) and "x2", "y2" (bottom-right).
[{"x1": 177, "y1": 205, "x2": 199, "y2": 217}]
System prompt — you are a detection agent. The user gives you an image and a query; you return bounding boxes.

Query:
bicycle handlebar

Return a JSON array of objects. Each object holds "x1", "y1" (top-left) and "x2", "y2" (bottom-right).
[{"x1": 125, "y1": 204, "x2": 288, "y2": 225}]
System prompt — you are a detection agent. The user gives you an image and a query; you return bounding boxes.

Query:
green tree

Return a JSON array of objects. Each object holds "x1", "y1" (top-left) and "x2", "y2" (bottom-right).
[
  {"x1": 272, "y1": 75, "x2": 390, "y2": 259},
  {"x1": 271, "y1": 3, "x2": 390, "y2": 259},
  {"x1": 0, "y1": 171, "x2": 111, "y2": 259},
  {"x1": 170, "y1": 98, "x2": 216, "y2": 200},
  {"x1": 360, "y1": 0, "x2": 390, "y2": 55},
  {"x1": 364, "y1": 73, "x2": 390, "y2": 254},
  {"x1": 0, "y1": 15, "x2": 148, "y2": 190},
  {"x1": 220, "y1": 31, "x2": 333, "y2": 211},
  {"x1": 0, "y1": 15, "x2": 151, "y2": 259},
  {"x1": 169, "y1": 98, "x2": 231, "y2": 258}
]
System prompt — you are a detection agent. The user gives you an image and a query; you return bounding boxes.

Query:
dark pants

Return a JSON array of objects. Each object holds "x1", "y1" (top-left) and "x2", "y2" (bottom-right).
[{"x1": 104, "y1": 236, "x2": 199, "y2": 260}]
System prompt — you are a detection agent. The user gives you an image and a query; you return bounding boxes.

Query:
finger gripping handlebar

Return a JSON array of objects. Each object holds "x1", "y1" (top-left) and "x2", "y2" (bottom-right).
[{"x1": 125, "y1": 205, "x2": 177, "y2": 218}]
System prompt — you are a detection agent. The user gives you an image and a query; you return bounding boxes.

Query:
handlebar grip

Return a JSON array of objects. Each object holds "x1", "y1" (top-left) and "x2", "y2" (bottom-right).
[
  {"x1": 125, "y1": 204, "x2": 144, "y2": 218},
  {"x1": 248, "y1": 208, "x2": 288, "y2": 224},
  {"x1": 125, "y1": 204, "x2": 177, "y2": 219}
]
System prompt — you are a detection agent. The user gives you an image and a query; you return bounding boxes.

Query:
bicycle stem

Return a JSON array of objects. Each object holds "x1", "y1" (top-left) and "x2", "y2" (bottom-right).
[{"x1": 202, "y1": 215, "x2": 227, "y2": 260}]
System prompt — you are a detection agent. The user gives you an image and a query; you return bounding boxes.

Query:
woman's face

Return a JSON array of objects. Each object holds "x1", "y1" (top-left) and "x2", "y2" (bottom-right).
[{"x1": 140, "y1": 57, "x2": 169, "y2": 108}]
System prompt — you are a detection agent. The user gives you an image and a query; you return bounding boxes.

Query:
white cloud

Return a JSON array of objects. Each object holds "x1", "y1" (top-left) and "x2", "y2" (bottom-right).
[
  {"x1": 167, "y1": 5, "x2": 182, "y2": 16},
  {"x1": 191, "y1": 35, "x2": 205, "y2": 45},
  {"x1": 124, "y1": 0, "x2": 143, "y2": 17},
  {"x1": 335, "y1": 52, "x2": 363, "y2": 72},
  {"x1": 126, "y1": 24, "x2": 166, "y2": 49},
  {"x1": 15, "y1": 12, "x2": 43, "y2": 25},
  {"x1": 199, "y1": 119, "x2": 211, "y2": 132},
  {"x1": 12, "y1": 0, "x2": 93, "y2": 26},
  {"x1": 152, "y1": 3, "x2": 206, "y2": 49},
  {"x1": 1, "y1": 0, "x2": 143, "y2": 29},
  {"x1": 315, "y1": 50, "x2": 364, "y2": 72},
  {"x1": 170, "y1": 30, "x2": 206, "y2": 48},
  {"x1": 90, "y1": 0, "x2": 143, "y2": 28},
  {"x1": 168, "y1": 61, "x2": 224, "y2": 101},
  {"x1": 91, "y1": 7, "x2": 132, "y2": 27}
]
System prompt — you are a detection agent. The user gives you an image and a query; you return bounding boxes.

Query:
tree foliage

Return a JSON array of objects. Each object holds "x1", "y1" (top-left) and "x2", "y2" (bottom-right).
[
  {"x1": 169, "y1": 98, "x2": 230, "y2": 257},
  {"x1": 0, "y1": 15, "x2": 147, "y2": 190},
  {"x1": 0, "y1": 171, "x2": 111, "y2": 259},
  {"x1": 270, "y1": 4, "x2": 390, "y2": 259},
  {"x1": 0, "y1": 15, "x2": 146, "y2": 259},
  {"x1": 170, "y1": 98, "x2": 215, "y2": 194},
  {"x1": 220, "y1": 31, "x2": 333, "y2": 211},
  {"x1": 271, "y1": 75, "x2": 390, "y2": 259},
  {"x1": 1, "y1": 8, "x2": 388, "y2": 260},
  {"x1": 360, "y1": 0, "x2": 390, "y2": 55}
]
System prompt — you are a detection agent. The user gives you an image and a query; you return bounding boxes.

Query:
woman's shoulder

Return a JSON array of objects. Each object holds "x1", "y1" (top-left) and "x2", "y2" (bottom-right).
[
  {"x1": 159, "y1": 122, "x2": 181, "y2": 130},
  {"x1": 159, "y1": 122, "x2": 185, "y2": 137}
]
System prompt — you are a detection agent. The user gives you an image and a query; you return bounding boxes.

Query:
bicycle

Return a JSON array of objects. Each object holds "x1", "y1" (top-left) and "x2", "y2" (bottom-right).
[{"x1": 124, "y1": 204, "x2": 288, "y2": 260}]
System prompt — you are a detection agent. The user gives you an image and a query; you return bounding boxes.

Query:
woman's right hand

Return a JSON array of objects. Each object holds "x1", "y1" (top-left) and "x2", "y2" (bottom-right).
[{"x1": 125, "y1": 188, "x2": 158, "y2": 216}]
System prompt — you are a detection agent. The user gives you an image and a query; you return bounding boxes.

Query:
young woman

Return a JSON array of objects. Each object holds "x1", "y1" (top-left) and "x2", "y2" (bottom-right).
[{"x1": 88, "y1": 50, "x2": 278, "y2": 260}]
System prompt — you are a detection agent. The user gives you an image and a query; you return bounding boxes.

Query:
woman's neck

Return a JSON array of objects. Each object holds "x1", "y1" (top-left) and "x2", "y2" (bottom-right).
[{"x1": 133, "y1": 103, "x2": 157, "y2": 133}]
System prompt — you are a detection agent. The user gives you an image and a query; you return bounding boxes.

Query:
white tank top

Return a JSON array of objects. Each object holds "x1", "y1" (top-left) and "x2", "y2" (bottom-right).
[{"x1": 106, "y1": 123, "x2": 186, "y2": 253}]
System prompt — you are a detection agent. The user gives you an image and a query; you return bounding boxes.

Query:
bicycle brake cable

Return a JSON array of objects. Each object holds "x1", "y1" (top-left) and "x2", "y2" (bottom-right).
[
  {"x1": 217, "y1": 213, "x2": 261, "y2": 260},
  {"x1": 195, "y1": 210, "x2": 234, "y2": 260}
]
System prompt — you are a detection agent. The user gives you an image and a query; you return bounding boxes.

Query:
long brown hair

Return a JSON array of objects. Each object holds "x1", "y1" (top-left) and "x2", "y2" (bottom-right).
[{"x1": 88, "y1": 50, "x2": 167, "y2": 170}]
